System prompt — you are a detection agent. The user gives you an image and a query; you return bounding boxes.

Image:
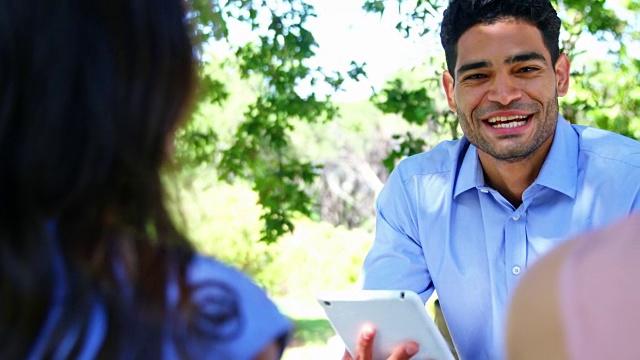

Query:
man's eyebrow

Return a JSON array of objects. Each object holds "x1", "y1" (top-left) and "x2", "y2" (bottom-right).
[
  {"x1": 506, "y1": 52, "x2": 547, "y2": 64},
  {"x1": 455, "y1": 52, "x2": 548, "y2": 79},
  {"x1": 456, "y1": 60, "x2": 491, "y2": 78}
]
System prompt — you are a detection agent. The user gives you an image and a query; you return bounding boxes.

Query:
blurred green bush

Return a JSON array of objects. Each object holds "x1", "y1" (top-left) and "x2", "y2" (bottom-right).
[{"x1": 171, "y1": 172, "x2": 372, "y2": 299}]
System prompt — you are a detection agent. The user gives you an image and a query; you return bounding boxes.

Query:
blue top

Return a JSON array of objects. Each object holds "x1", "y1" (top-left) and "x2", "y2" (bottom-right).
[
  {"x1": 28, "y1": 233, "x2": 291, "y2": 360},
  {"x1": 360, "y1": 117, "x2": 640, "y2": 360},
  {"x1": 164, "y1": 255, "x2": 292, "y2": 359}
]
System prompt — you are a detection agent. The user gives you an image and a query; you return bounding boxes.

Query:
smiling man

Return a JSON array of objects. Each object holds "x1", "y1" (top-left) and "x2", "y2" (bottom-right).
[
  {"x1": 346, "y1": 1, "x2": 640, "y2": 359},
  {"x1": 442, "y1": 18, "x2": 570, "y2": 207}
]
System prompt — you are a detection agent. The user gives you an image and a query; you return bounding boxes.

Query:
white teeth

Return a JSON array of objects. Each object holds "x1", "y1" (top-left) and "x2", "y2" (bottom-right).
[
  {"x1": 492, "y1": 120, "x2": 527, "y2": 128},
  {"x1": 487, "y1": 115, "x2": 528, "y2": 123}
]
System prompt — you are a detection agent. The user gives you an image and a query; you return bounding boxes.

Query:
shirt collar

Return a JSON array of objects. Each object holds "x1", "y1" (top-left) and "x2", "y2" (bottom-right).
[
  {"x1": 454, "y1": 141, "x2": 483, "y2": 198},
  {"x1": 453, "y1": 115, "x2": 578, "y2": 199},
  {"x1": 533, "y1": 115, "x2": 578, "y2": 198}
]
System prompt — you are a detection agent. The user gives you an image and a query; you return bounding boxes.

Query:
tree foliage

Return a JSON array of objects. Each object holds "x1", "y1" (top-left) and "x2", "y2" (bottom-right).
[
  {"x1": 183, "y1": 0, "x2": 349, "y2": 243},
  {"x1": 178, "y1": 0, "x2": 640, "y2": 243}
]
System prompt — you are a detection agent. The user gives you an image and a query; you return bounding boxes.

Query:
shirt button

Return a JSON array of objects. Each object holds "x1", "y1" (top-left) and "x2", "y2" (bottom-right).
[
  {"x1": 512, "y1": 214, "x2": 520, "y2": 220},
  {"x1": 512, "y1": 266, "x2": 521, "y2": 275}
]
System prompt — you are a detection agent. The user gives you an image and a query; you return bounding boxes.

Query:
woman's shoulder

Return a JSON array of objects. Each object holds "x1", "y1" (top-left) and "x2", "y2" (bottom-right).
[
  {"x1": 185, "y1": 255, "x2": 288, "y2": 319},
  {"x1": 167, "y1": 254, "x2": 292, "y2": 359},
  {"x1": 507, "y1": 214, "x2": 640, "y2": 360},
  {"x1": 556, "y1": 214, "x2": 640, "y2": 360}
]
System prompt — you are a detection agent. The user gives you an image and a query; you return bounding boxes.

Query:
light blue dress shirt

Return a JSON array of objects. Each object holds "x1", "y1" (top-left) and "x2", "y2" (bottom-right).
[{"x1": 360, "y1": 116, "x2": 640, "y2": 359}]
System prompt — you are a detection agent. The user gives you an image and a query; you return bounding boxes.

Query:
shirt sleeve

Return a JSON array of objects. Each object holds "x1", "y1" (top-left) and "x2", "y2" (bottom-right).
[
  {"x1": 358, "y1": 165, "x2": 435, "y2": 303},
  {"x1": 168, "y1": 255, "x2": 292, "y2": 360}
]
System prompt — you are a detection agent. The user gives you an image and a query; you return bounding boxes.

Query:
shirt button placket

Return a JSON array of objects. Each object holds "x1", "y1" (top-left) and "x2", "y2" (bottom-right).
[
  {"x1": 512, "y1": 266, "x2": 521, "y2": 275},
  {"x1": 506, "y1": 210, "x2": 526, "y2": 290}
]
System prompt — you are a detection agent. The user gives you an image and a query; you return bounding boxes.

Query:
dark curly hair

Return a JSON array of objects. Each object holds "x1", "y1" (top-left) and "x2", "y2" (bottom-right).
[{"x1": 440, "y1": 0, "x2": 561, "y2": 77}]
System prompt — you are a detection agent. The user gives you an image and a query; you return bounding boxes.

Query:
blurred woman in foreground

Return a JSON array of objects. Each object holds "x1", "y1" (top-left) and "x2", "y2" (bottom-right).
[
  {"x1": 0, "y1": 0, "x2": 290, "y2": 358},
  {"x1": 507, "y1": 213, "x2": 640, "y2": 359}
]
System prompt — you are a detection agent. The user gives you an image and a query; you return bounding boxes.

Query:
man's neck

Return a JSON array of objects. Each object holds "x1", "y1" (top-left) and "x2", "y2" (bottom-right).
[{"x1": 478, "y1": 140, "x2": 553, "y2": 208}]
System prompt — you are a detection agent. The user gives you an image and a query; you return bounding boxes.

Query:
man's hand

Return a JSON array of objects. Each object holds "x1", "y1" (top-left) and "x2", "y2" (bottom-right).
[{"x1": 341, "y1": 325, "x2": 419, "y2": 360}]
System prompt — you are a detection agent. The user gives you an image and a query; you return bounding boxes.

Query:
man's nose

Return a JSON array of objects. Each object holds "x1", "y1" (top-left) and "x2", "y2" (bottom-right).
[{"x1": 487, "y1": 73, "x2": 522, "y2": 105}]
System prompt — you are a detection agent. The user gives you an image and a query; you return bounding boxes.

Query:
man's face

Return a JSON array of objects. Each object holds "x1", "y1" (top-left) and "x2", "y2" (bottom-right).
[{"x1": 442, "y1": 20, "x2": 570, "y2": 162}]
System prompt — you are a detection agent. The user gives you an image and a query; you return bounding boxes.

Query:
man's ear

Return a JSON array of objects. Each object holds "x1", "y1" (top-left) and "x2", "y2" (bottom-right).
[
  {"x1": 555, "y1": 53, "x2": 570, "y2": 97},
  {"x1": 442, "y1": 70, "x2": 456, "y2": 112}
]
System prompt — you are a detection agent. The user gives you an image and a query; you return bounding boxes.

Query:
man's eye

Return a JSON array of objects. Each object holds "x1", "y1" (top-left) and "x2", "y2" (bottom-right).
[
  {"x1": 518, "y1": 67, "x2": 539, "y2": 73},
  {"x1": 463, "y1": 73, "x2": 487, "y2": 81}
]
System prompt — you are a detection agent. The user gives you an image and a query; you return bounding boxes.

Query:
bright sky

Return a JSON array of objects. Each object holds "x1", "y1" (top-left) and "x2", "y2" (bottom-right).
[
  {"x1": 303, "y1": 0, "x2": 443, "y2": 102},
  {"x1": 212, "y1": 0, "x2": 445, "y2": 103}
]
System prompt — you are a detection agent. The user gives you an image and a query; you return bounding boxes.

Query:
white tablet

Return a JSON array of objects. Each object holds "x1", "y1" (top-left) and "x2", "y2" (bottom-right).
[{"x1": 316, "y1": 290, "x2": 455, "y2": 360}]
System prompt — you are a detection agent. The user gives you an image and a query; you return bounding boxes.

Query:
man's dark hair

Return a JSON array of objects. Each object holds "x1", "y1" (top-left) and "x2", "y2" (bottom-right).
[{"x1": 440, "y1": 0, "x2": 561, "y2": 77}]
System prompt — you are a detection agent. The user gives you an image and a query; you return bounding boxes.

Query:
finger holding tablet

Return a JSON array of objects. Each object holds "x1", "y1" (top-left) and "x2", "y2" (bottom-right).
[{"x1": 341, "y1": 325, "x2": 419, "y2": 360}]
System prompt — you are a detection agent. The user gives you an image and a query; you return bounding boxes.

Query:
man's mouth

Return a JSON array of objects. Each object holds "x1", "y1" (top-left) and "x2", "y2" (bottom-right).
[{"x1": 485, "y1": 115, "x2": 530, "y2": 129}]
